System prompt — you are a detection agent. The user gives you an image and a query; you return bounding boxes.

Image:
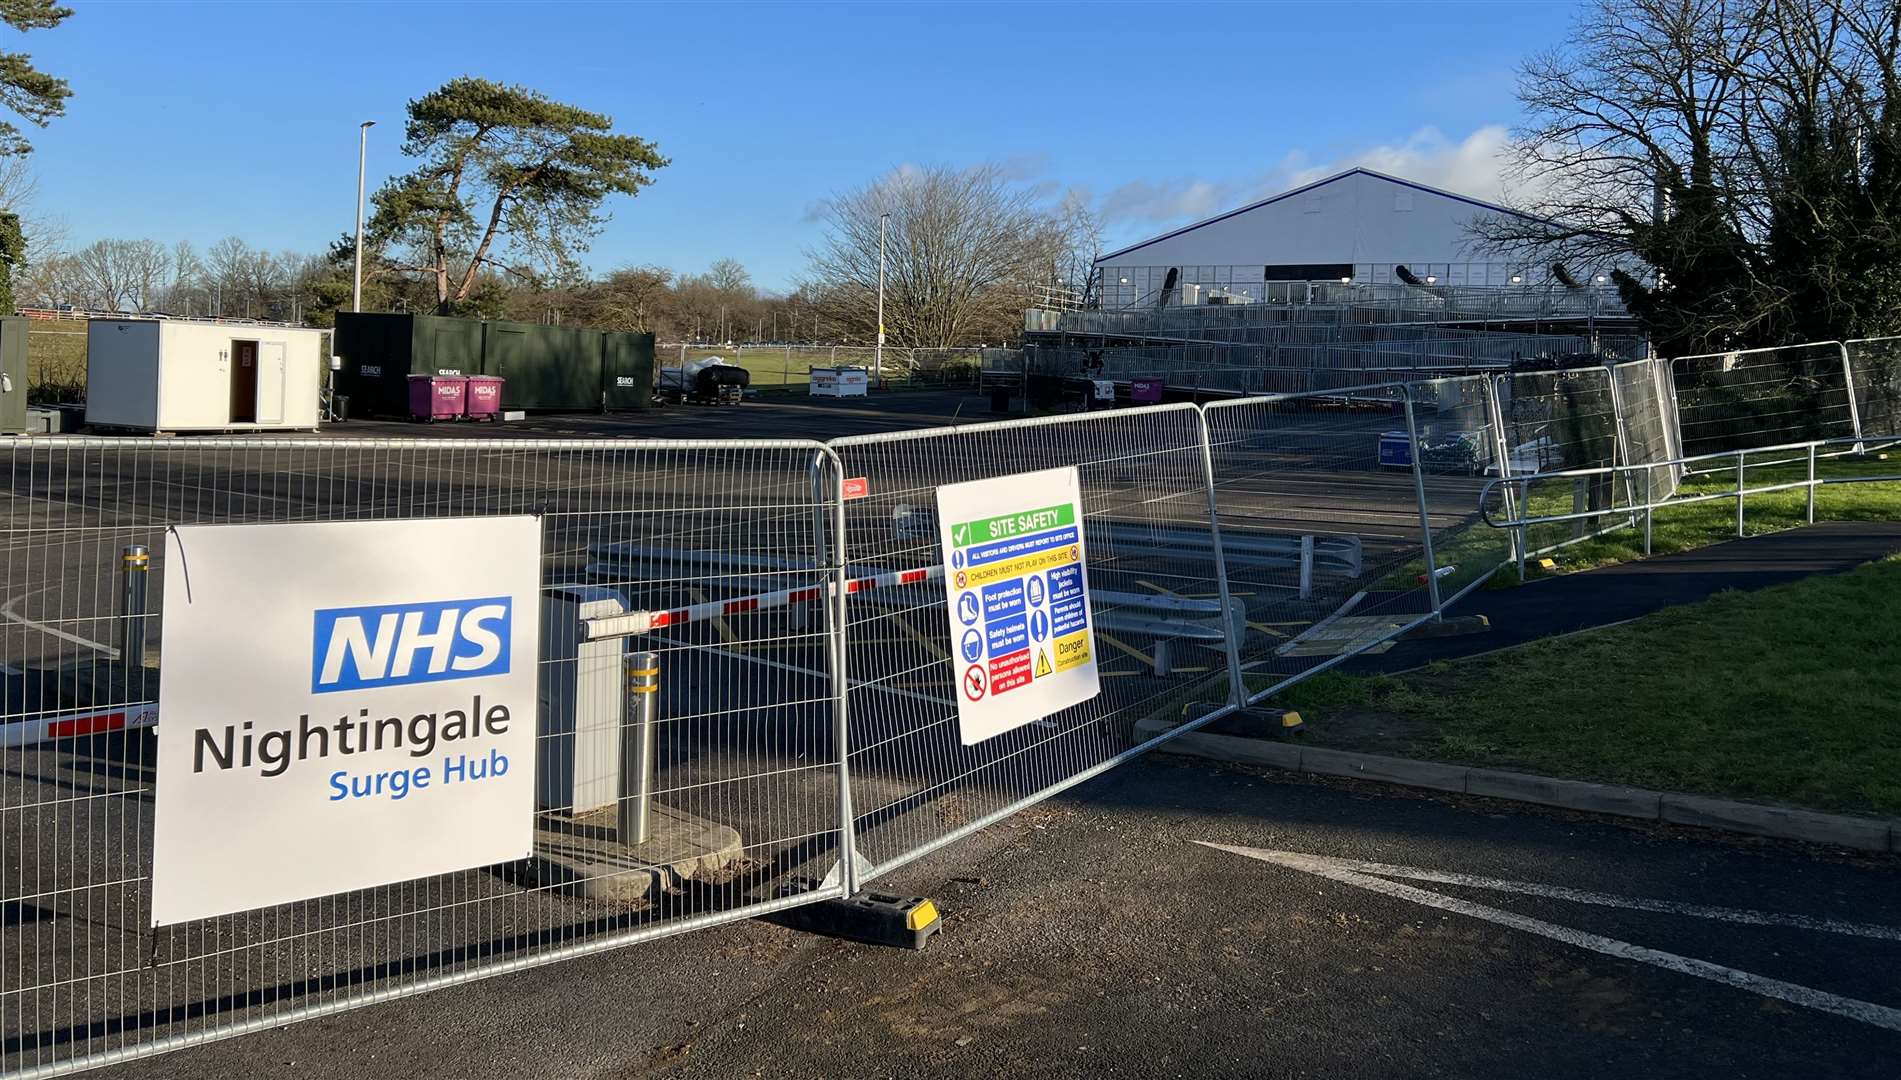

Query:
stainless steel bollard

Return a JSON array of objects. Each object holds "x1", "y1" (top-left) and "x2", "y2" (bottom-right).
[
  {"x1": 120, "y1": 545, "x2": 149, "y2": 667},
  {"x1": 620, "y1": 651, "x2": 660, "y2": 846}
]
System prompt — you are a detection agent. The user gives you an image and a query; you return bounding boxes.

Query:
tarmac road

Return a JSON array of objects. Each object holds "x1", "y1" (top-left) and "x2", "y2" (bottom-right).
[{"x1": 100, "y1": 755, "x2": 1901, "y2": 1080}]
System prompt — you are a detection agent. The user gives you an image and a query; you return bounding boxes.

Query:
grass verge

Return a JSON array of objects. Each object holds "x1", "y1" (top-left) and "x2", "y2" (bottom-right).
[{"x1": 1267, "y1": 553, "x2": 1901, "y2": 816}]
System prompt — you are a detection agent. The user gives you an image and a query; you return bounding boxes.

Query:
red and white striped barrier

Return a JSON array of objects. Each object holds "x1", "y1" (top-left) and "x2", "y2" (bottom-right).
[
  {"x1": 582, "y1": 564, "x2": 942, "y2": 640},
  {"x1": 1, "y1": 701, "x2": 158, "y2": 749}
]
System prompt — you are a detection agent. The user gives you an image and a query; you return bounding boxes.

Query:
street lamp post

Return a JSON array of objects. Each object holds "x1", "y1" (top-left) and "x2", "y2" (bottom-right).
[
  {"x1": 353, "y1": 120, "x2": 376, "y2": 313},
  {"x1": 876, "y1": 212, "x2": 888, "y2": 388}
]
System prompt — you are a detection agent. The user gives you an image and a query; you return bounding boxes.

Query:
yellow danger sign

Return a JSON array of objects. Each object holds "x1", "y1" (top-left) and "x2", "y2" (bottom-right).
[
  {"x1": 1054, "y1": 630, "x2": 1092, "y2": 672},
  {"x1": 1034, "y1": 650, "x2": 1052, "y2": 677}
]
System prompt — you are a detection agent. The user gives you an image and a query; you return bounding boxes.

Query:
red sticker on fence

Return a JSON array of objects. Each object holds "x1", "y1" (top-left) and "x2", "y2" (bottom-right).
[{"x1": 842, "y1": 477, "x2": 870, "y2": 500}]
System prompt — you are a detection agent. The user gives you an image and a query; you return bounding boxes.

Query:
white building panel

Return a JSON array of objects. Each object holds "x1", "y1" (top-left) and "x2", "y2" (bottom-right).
[
  {"x1": 85, "y1": 319, "x2": 325, "y2": 432},
  {"x1": 1093, "y1": 168, "x2": 1590, "y2": 301}
]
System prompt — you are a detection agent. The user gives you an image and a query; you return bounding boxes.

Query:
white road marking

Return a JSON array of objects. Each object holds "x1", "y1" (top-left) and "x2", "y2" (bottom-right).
[
  {"x1": 1201, "y1": 844, "x2": 1901, "y2": 1034},
  {"x1": 1242, "y1": 849, "x2": 1901, "y2": 942},
  {"x1": 1, "y1": 589, "x2": 119, "y2": 656}
]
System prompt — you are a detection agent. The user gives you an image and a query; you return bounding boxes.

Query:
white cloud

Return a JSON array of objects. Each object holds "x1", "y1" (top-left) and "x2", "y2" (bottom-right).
[
  {"x1": 1284, "y1": 125, "x2": 1515, "y2": 202},
  {"x1": 1097, "y1": 125, "x2": 1523, "y2": 229},
  {"x1": 1100, "y1": 178, "x2": 1243, "y2": 225}
]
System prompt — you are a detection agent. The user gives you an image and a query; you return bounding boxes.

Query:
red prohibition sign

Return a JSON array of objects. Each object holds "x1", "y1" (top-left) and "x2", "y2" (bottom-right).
[
  {"x1": 962, "y1": 664, "x2": 987, "y2": 701},
  {"x1": 954, "y1": 569, "x2": 968, "y2": 589}
]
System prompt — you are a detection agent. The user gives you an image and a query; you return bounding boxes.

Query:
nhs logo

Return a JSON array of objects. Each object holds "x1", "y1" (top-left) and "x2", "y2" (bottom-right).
[{"x1": 312, "y1": 597, "x2": 512, "y2": 694}]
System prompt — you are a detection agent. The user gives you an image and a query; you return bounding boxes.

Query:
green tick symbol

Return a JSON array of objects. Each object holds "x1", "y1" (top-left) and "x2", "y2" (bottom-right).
[{"x1": 953, "y1": 523, "x2": 969, "y2": 546}]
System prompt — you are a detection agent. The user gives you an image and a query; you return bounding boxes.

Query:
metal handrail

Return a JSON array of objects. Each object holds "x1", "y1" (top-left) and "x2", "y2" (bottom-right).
[{"x1": 1477, "y1": 435, "x2": 1901, "y2": 532}]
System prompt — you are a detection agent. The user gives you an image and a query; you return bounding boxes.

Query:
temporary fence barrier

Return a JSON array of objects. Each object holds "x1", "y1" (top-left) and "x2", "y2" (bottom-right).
[
  {"x1": 1670, "y1": 342, "x2": 1858, "y2": 457},
  {"x1": 1495, "y1": 364, "x2": 1632, "y2": 557},
  {"x1": 1844, "y1": 336, "x2": 1901, "y2": 439},
  {"x1": 1201, "y1": 383, "x2": 1437, "y2": 694},
  {"x1": 828, "y1": 404, "x2": 1242, "y2": 881},
  {"x1": 0, "y1": 437, "x2": 852, "y2": 1078},
  {"x1": 1611, "y1": 357, "x2": 1684, "y2": 502},
  {"x1": 4, "y1": 334, "x2": 1893, "y2": 1077}
]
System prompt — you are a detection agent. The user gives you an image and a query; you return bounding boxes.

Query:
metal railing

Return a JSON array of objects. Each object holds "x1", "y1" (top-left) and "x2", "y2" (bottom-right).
[
  {"x1": 1478, "y1": 435, "x2": 1901, "y2": 579},
  {"x1": 1088, "y1": 269, "x2": 1630, "y2": 318}
]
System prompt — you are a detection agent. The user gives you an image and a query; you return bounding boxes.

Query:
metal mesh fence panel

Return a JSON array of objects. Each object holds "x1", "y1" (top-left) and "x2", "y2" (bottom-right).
[
  {"x1": 1404, "y1": 376, "x2": 1513, "y2": 602},
  {"x1": 829, "y1": 405, "x2": 1237, "y2": 880},
  {"x1": 1200, "y1": 385, "x2": 1439, "y2": 695},
  {"x1": 1612, "y1": 358, "x2": 1683, "y2": 502},
  {"x1": 0, "y1": 437, "x2": 848, "y2": 1077},
  {"x1": 1670, "y1": 342, "x2": 1856, "y2": 456},
  {"x1": 1845, "y1": 337, "x2": 1901, "y2": 439},
  {"x1": 1496, "y1": 366, "x2": 1631, "y2": 556}
]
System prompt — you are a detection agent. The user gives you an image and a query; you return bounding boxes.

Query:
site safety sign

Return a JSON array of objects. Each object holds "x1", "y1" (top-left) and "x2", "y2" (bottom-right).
[
  {"x1": 938, "y1": 466, "x2": 1100, "y2": 744},
  {"x1": 150, "y1": 517, "x2": 542, "y2": 926}
]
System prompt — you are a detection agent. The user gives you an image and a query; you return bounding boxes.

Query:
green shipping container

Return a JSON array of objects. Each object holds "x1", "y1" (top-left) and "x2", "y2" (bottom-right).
[
  {"x1": 480, "y1": 320, "x2": 603, "y2": 411},
  {"x1": 601, "y1": 331, "x2": 655, "y2": 410},
  {"x1": 333, "y1": 313, "x2": 485, "y2": 417},
  {"x1": 336, "y1": 313, "x2": 654, "y2": 414},
  {"x1": 0, "y1": 317, "x2": 26, "y2": 434}
]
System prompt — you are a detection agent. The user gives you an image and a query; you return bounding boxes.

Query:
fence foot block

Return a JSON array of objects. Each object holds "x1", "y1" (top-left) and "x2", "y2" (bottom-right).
[
  {"x1": 769, "y1": 885, "x2": 943, "y2": 950},
  {"x1": 520, "y1": 803, "x2": 743, "y2": 904},
  {"x1": 1136, "y1": 704, "x2": 1303, "y2": 743}
]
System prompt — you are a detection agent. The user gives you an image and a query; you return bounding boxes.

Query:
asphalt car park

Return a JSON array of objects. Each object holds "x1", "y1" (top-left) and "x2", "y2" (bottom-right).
[{"x1": 89, "y1": 755, "x2": 1901, "y2": 1080}]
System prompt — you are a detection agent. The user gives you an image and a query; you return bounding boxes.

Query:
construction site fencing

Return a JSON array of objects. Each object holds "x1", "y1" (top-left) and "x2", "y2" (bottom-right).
[
  {"x1": 1669, "y1": 342, "x2": 1858, "y2": 458},
  {"x1": 1028, "y1": 337, "x2": 1598, "y2": 399},
  {"x1": 0, "y1": 437, "x2": 853, "y2": 1078},
  {"x1": 1494, "y1": 365, "x2": 1634, "y2": 557},
  {"x1": 1844, "y1": 336, "x2": 1901, "y2": 439},
  {"x1": 8, "y1": 333, "x2": 1894, "y2": 1077},
  {"x1": 1611, "y1": 357, "x2": 1684, "y2": 503},
  {"x1": 1202, "y1": 384, "x2": 1436, "y2": 694},
  {"x1": 828, "y1": 405, "x2": 1241, "y2": 880}
]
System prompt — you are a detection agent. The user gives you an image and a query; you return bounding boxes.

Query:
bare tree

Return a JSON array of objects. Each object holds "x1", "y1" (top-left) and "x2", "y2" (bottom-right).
[
  {"x1": 705, "y1": 257, "x2": 753, "y2": 295},
  {"x1": 587, "y1": 264, "x2": 673, "y2": 332},
  {"x1": 805, "y1": 163, "x2": 1053, "y2": 347},
  {"x1": 1480, "y1": 0, "x2": 1901, "y2": 350},
  {"x1": 1034, "y1": 188, "x2": 1104, "y2": 304},
  {"x1": 69, "y1": 237, "x2": 170, "y2": 310}
]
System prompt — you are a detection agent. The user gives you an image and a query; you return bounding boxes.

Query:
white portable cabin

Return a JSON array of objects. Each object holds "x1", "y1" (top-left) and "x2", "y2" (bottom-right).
[{"x1": 85, "y1": 320, "x2": 325, "y2": 432}]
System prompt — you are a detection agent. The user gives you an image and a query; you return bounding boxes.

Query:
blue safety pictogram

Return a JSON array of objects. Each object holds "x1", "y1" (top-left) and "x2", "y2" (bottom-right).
[
  {"x1": 1026, "y1": 574, "x2": 1045, "y2": 607},
  {"x1": 1029, "y1": 610, "x2": 1049, "y2": 642},
  {"x1": 951, "y1": 549, "x2": 965, "y2": 570},
  {"x1": 960, "y1": 628, "x2": 983, "y2": 662},
  {"x1": 956, "y1": 591, "x2": 981, "y2": 626}
]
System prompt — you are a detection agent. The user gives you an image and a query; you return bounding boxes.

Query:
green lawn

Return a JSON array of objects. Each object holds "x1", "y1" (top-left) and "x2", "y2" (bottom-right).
[
  {"x1": 25, "y1": 319, "x2": 88, "y2": 403},
  {"x1": 663, "y1": 346, "x2": 977, "y2": 394},
  {"x1": 1269, "y1": 553, "x2": 1901, "y2": 816}
]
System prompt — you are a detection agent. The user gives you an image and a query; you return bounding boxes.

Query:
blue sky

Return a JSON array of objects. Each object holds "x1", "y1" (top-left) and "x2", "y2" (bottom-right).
[{"x1": 17, "y1": 0, "x2": 1581, "y2": 290}]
